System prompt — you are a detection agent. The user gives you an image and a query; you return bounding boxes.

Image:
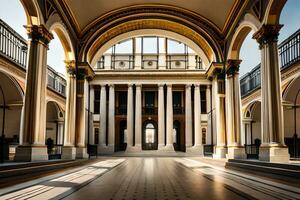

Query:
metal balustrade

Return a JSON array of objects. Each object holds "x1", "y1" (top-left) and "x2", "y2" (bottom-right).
[
  {"x1": 240, "y1": 29, "x2": 300, "y2": 98},
  {"x1": 0, "y1": 18, "x2": 66, "y2": 97}
]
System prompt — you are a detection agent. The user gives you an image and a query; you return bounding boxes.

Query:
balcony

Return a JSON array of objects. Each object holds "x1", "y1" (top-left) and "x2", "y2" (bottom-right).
[
  {"x1": 173, "y1": 106, "x2": 185, "y2": 115},
  {"x1": 0, "y1": 19, "x2": 66, "y2": 97},
  {"x1": 116, "y1": 105, "x2": 127, "y2": 115},
  {"x1": 240, "y1": 29, "x2": 300, "y2": 98}
]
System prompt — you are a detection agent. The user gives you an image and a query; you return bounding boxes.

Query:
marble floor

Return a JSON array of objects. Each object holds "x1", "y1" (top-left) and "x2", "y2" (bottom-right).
[{"x1": 0, "y1": 157, "x2": 299, "y2": 200}]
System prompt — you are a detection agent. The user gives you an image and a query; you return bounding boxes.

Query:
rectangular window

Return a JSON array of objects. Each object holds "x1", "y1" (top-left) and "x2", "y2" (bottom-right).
[
  {"x1": 200, "y1": 90, "x2": 207, "y2": 114},
  {"x1": 94, "y1": 128, "x2": 99, "y2": 145},
  {"x1": 94, "y1": 90, "x2": 100, "y2": 114},
  {"x1": 142, "y1": 37, "x2": 158, "y2": 54}
]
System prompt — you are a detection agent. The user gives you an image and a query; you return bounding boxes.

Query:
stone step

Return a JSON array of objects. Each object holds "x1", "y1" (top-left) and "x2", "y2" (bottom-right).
[
  {"x1": 228, "y1": 159, "x2": 300, "y2": 170},
  {"x1": 0, "y1": 159, "x2": 90, "y2": 179},
  {"x1": 226, "y1": 159, "x2": 300, "y2": 179}
]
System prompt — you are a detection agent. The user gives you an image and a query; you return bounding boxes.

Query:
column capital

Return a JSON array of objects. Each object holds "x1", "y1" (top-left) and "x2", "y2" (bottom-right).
[
  {"x1": 185, "y1": 84, "x2": 192, "y2": 89},
  {"x1": 166, "y1": 83, "x2": 172, "y2": 87},
  {"x1": 100, "y1": 84, "x2": 106, "y2": 88},
  {"x1": 65, "y1": 60, "x2": 76, "y2": 75},
  {"x1": 128, "y1": 83, "x2": 134, "y2": 88},
  {"x1": 25, "y1": 25, "x2": 53, "y2": 46},
  {"x1": 108, "y1": 84, "x2": 115, "y2": 88},
  {"x1": 253, "y1": 24, "x2": 283, "y2": 46},
  {"x1": 77, "y1": 62, "x2": 95, "y2": 80},
  {"x1": 226, "y1": 59, "x2": 242, "y2": 75},
  {"x1": 135, "y1": 84, "x2": 142, "y2": 88},
  {"x1": 194, "y1": 83, "x2": 200, "y2": 88},
  {"x1": 206, "y1": 85, "x2": 211, "y2": 89},
  {"x1": 158, "y1": 83, "x2": 165, "y2": 88}
]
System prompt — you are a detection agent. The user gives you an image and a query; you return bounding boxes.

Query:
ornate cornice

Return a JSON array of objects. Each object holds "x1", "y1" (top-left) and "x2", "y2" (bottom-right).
[
  {"x1": 253, "y1": 24, "x2": 283, "y2": 47},
  {"x1": 77, "y1": 62, "x2": 95, "y2": 80},
  {"x1": 25, "y1": 25, "x2": 53, "y2": 46},
  {"x1": 206, "y1": 62, "x2": 224, "y2": 80}
]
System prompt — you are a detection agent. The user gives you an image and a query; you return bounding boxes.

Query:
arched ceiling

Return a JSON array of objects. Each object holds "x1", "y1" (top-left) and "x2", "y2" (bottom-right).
[{"x1": 58, "y1": 0, "x2": 245, "y2": 35}]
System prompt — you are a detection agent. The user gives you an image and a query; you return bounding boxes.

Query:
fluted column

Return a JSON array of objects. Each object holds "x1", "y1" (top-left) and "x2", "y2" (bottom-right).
[
  {"x1": 61, "y1": 61, "x2": 77, "y2": 160},
  {"x1": 225, "y1": 59, "x2": 246, "y2": 159},
  {"x1": 253, "y1": 25, "x2": 289, "y2": 162},
  {"x1": 126, "y1": 84, "x2": 134, "y2": 151},
  {"x1": 89, "y1": 86, "x2": 95, "y2": 145},
  {"x1": 165, "y1": 84, "x2": 174, "y2": 151},
  {"x1": 134, "y1": 84, "x2": 142, "y2": 150},
  {"x1": 107, "y1": 84, "x2": 115, "y2": 153},
  {"x1": 194, "y1": 84, "x2": 202, "y2": 148},
  {"x1": 98, "y1": 84, "x2": 107, "y2": 153},
  {"x1": 74, "y1": 65, "x2": 90, "y2": 159},
  {"x1": 158, "y1": 84, "x2": 165, "y2": 149},
  {"x1": 185, "y1": 84, "x2": 193, "y2": 148},
  {"x1": 15, "y1": 25, "x2": 53, "y2": 161}
]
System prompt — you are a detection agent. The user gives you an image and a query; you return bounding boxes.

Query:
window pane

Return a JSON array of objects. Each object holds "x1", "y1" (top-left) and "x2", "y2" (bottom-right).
[
  {"x1": 168, "y1": 39, "x2": 185, "y2": 54},
  {"x1": 143, "y1": 37, "x2": 157, "y2": 54},
  {"x1": 115, "y1": 39, "x2": 133, "y2": 54}
]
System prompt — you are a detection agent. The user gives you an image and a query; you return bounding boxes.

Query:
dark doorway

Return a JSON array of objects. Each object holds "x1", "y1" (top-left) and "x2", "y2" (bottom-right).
[
  {"x1": 173, "y1": 120, "x2": 181, "y2": 151},
  {"x1": 142, "y1": 121, "x2": 158, "y2": 150},
  {"x1": 119, "y1": 120, "x2": 127, "y2": 151}
]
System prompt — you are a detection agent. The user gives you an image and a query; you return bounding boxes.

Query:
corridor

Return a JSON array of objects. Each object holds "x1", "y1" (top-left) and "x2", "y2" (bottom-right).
[{"x1": 0, "y1": 157, "x2": 299, "y2": 200}]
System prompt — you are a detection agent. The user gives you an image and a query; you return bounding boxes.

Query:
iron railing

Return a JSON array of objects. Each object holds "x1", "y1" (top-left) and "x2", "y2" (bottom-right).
[
  {"x1": 244, "y1": 144, "x2": 260, "y2": 159},
  {"x1": 0, "y1": 18, "x2": 66, "y2": 97},
  {"x1": 48, "y1": 144, "x2": 63, "y2": 160},
  {"x1": 203, "y1": 145, "x2": 214, "y2": 157},
  {"x1": 240, "y1": 29, "x2": 300, "y2": 98},
  {"x1": 142, "y1": 106, "x2": 158, "y2": 115}
]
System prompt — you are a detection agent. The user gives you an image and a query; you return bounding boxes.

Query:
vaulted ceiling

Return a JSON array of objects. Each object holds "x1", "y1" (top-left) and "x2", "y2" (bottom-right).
[{"x1": 57, "y1": 0, "x2": 245, "y2": 35}]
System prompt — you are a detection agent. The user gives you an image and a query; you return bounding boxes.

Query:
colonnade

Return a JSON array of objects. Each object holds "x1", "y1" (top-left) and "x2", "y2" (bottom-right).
[
  {"x1": 89, "y1": 83, "x2": 210, "y2": 153},
  {"x1": 13, "y1": 23, "x2": 289, "y2": 162}
]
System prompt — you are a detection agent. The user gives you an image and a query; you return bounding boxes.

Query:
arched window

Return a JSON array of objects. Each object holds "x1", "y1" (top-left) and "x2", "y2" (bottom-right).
[
  {"x1": 202, "y1": 128, "x2": 206, "y2": 144},
  {"x1": 145, "y1": 123, "x2": 155, "y2": 143}
]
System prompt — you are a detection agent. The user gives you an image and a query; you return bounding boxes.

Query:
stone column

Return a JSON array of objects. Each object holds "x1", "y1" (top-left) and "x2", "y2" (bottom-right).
[
  {"x1": 107, "y1": 84, "x2": 115, "y2": 153},
  {"x1": 126, "y1": 84, "x2": 134, "y2": 151},
  {"x1": 74, "y1": 67, "x2": 90, "y2": 159},
  {"x1": 134, "y1": 84, "x2": 142, "y2": 151},
  {"x1": 61, "y1": 61, "x2": 76, "y2": 160},
  {"x1": 99, "y1": 84, "x2": 107, "y2": 152},
  {"x1": 185, "y1": 84, "x2": 193, "y2": 150},
  {"x1": 253, "y1": 25, "x2": 289, "y2": 162},
  {"x1": 15, "y1": 25, "x2": 53, "y2": 161},
  {"x1": 158, "y1": 84, "x2": 165, "y2": 149},
  {"x1": 225, "y1": 59, "x2": 246, "y2": 159},
  {"x1": 165, "y1": 84, "x2": 174, "y2": 151},
  {"x1": 189, "y1": 84, "x2": 203, "y2": 153},
  {"x1": 57, "y1": 121, "x2": 64, "y2": 145},
  {"x1": 89, "y1": 86, "x2": 95, "y2": 145}
]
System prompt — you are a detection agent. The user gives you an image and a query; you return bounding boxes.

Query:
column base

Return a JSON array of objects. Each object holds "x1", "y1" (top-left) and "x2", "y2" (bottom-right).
[
  {"x1": 98, "y1": 144, "x2": 115, "y2": 155},
  {"x1": 15, "y1": 146, "x2": 48, "y2": 162},
  {"x1": 126, "y1": 144, "x2": 142, "y2": 152},
  {"x1": 226, "y1": 146, "x2": 246, "y2": 160},
  {"x1": 76, "y1": 147, "x2": 89, "y2": 159},
  {"x1": 213, "y1": 146, "x2": 227, "y2": 159},
  {"x1": 186, "y1": 145, "x2": 203, "y2": 155},
  {"x1": 259, "y1": 144, "x2": 290, "y2": 163},
  {"x1": 158, "y1": 144, "x2": 175, "y2": 152},
  {"x1": 62, "y1": 146, "x2": 76, "y2": 160}
]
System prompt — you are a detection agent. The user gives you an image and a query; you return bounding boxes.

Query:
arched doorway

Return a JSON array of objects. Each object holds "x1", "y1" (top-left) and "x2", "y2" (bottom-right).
[
  {"x1": 142, "y1": 121, "x2": 158, "y2": 150},
  {"x1": 118, "y1": 120, "x2": 127, "y2": 151},
  {"x1": 0, "y1": 72, "x2": 23, "y2": 161},
  {"x1": 173, "y1": 120, "x2": 181, "y2": 151},
  {"x1": 45, "y1": 101, "x2": 64, "y2": 160}
]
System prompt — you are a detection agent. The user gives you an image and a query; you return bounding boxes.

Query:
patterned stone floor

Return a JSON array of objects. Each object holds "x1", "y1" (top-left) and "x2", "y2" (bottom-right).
[{"x1": 1, "y1": 157, "x2": 300, "y2": 200}]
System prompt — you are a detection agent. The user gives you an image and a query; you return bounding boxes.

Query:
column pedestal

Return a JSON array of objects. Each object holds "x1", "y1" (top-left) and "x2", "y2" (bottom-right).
[
  {"x1": 15, "y1": 146, "x2": 48, "y2": 162},
  {"x1": 186, "y1": 145, "x2": 204, "y2": 155},
  {"x1": 98, "y1": 144, "x2": 115, "y2": 155},
  {"x1": 158, "y1": 144, "x2": 175, "y2": 152},
  {"x1": 76, "y1": 147, "x2": 89, "y2": 159},
  {"x1": 62, "y1": 146, "x2": 76, "y2": 160},
  {"x1": 226, "y1": 146, "x2": 246, "y2": 160},
  {"x1": 213, "y1": 146, "x2": 227, "y2": 159},
  {"x1": 259, "y1": 144, "x2": 290, "y2": 163}
]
